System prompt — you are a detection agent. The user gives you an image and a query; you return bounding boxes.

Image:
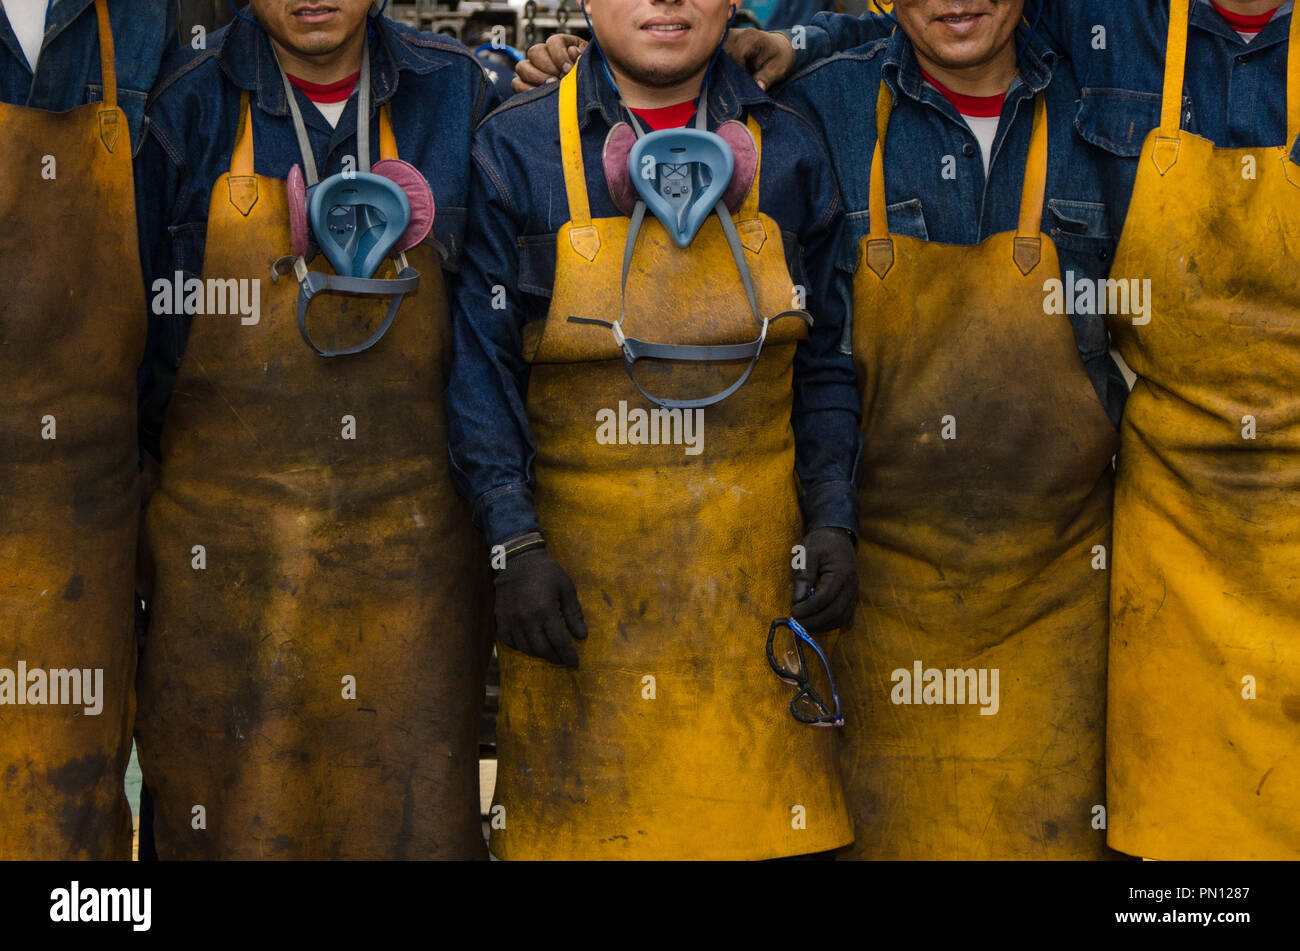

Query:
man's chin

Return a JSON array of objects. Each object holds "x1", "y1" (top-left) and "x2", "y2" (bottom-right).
[
  {"x1": 610, "y1": 54, "x2": 713, "y2": 90},
  {"x1": 925, "y1": 44, "x2": 1006, "y2": 72},
  {"x1": 280, "y1": 31, "x2": 348, "y2": 56}
]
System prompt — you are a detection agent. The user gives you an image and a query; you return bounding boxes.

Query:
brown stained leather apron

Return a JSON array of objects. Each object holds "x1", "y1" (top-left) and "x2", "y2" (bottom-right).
[
  {"x1": 0, "y1": 0, "x2": 140, "y2": 860},
  {"x1": 837, "y1": 85, "x2": 1120, "y2": 859},
  {"x1": 137, "y1": 93, "x2": 491, "y2": 859},
  {"x1": 1105, "y1": 0, "x2": 1300, "y2": 860},
  {"x1": 488, "y1": 65, "x2": 852, "y2": 860}
]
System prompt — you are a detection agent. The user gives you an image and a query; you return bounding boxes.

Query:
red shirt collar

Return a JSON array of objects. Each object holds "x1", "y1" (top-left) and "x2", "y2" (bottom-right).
[
  {"x1": 628, "y1": 100, "x2": 699, "y2": 131},
  {"x1": 286, "y1": 70, "x2": 361, "y2": 104},
  {"x1": 1211, "y1": 2, "x2": 1280, "y2": 32},
  {"x1": 920, "y1": 68, "x2": 1006, "y2": 118}
]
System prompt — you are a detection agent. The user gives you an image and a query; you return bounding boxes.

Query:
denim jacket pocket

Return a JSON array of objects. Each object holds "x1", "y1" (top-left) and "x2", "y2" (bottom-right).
[
  {"x1": 1075, "y1": 87, "x2": 1180, "y2": 158},
  {"x1": 1046, "y1": 198, "x2": 1114, "y2": 264},
  {"x1": 837, "y1": 199, "x2": 929, "y2": 274},
  {"x1": 517, "y1": 232, "x2": 558, "y2": 299}
]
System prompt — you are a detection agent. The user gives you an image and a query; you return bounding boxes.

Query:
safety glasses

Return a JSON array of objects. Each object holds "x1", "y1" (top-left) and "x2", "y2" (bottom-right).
[{"x1": 767, "y1": 617, "x2": 844, "y2": 728}]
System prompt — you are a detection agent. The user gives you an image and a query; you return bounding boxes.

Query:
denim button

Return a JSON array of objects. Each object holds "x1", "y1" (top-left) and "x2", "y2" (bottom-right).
[{"x1": 963, "y1": 143, "x2": 976, "y2": 158}]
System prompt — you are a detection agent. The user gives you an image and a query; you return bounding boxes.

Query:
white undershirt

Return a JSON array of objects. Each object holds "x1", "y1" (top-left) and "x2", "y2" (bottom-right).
[
  {"x1": 314, "y1": 98, "x2": 349, "y2": 128},
  {"x1": 961, "y1": 113, "x2": 1000, "y2": 176},
  {"x1": 2, "y1": 0, "x2": 48, "y2": 72}
]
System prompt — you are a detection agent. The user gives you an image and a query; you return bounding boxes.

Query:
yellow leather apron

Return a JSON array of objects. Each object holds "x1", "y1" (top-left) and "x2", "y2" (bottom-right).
[
  {"x1": 0, "y1": 0, "x2": 140, "y2": 860},
  {"x1": 137, "y1": 94, "x2": 491, "y2": 859},
  {"x1": 489, "y1": 66, "x2": 852, "y2": 860},
  {"x1": 837, "y1": 85, "x2": 1119, "y2": 859},
  {"x1": 1105, "y1": 0, "x2": 1300, "y2": 860}
]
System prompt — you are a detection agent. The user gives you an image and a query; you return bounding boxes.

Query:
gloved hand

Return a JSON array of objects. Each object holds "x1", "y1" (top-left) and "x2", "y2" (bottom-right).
[
  {"x1": 792, "y1": 527, "x2": 858, "y2": 634},
  {"x1": 494, "y1": 547, "x2": 588, "y2": 667}
]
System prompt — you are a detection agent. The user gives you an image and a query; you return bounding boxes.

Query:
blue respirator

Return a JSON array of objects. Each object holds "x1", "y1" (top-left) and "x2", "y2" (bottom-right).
[{"x1": 269, "y1": 34, "x2": 434, "y2": 356}]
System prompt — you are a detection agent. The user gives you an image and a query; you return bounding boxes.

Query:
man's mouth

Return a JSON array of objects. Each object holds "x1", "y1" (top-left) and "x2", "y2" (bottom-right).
[
  {"x1": 292, "y1": 4, "x2": 339, "y2": 23},
  {"x1": 935, "y1": 12, "x2": 987, "y2": 34},
  {"x1": 641, "y1": 18, "x2": 691, "y2": 38}
]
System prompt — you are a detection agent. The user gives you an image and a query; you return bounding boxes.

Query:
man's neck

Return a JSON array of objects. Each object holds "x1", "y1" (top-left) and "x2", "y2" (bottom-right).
[
  {"x1": 605, "y1": 60, "x2": 709, "y2": 110},
  {"x1": 1212, "y1": 0, "x2": 1282, "y2": 15},
  {"x1": 268, "y1": 32, "x2": 366, "y2": 86},
  {"x1": 912, "y1": 45, "x2": 1018, "y2": 99}
]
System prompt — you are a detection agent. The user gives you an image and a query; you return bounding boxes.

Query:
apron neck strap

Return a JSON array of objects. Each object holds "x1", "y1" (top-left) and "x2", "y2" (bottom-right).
[
  {"x1": 739, "y1": 114, "x2": 763, "y2": 222},
  {"x1": 1159, "y1": 0, "x2": 1193, "y2": 138},
  {"x1": 559, "y1": 62, "x2": 595, "y2": 231},
  {"x1": 93, "y1": 0, "x2": 116, "y2": 109},
  {"x1": 868, "y1": 80, "x2": 1047, "y2": 267},
  {"x1": 1161, "y1": 0, "x2": 1300, "y2": 154},
  {"x1": 378, "y1": 104, "x2": 397, "y2": 161},
  {"x1": 867, "y1": 82, "x2": 894, "y2": 243},
  {"x1": 1291, "y1": 7, "x2": 1300, "y2": 149},
  {"x1": 230, "y1": 90, "x2": 254, "y2": 177}
]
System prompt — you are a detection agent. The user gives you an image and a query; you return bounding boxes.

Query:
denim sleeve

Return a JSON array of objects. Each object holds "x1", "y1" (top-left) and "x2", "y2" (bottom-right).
[
  {"x1": 445, "y1": 143, "x2": 542, "y2": 548},
  {"x1": 786, "y1": 11, "x2": 896, "y2": 71},
  {"x1": 134, "y1": 121, "x2": 191, "y2": 464},
  {"x1": 1034, "y1": 0, "x2": 1076, "y2": 58},
  {"x1": 792, "y1": 160, "x2": 861, "y2": 537}
]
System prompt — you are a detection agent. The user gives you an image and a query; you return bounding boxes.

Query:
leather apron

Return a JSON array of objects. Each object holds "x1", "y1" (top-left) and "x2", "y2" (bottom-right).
[
  {"x1": 489, "y1": 66, "x2": 853, "y2": 860},
  {"x1": 1105, "y1": 0, "x2": 1300, "y2": 860},
  {"x1": 838, "y1": 85, "x2": 1119, "y2": 859},
  {"x1": 137, "y1": 93, "x2": 491, "y2": 859},
  {"x1": 0, "y1": 0, "x2": 140, "y2": 860}
]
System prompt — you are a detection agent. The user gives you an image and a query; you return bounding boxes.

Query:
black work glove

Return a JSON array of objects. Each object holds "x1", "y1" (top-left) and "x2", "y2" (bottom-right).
[
  {"x1": 792, "y1": 527, "x2": 858, "y2": 634},
  {"x1": 494, "y1": 547, "x2": 588, "y2": 668}
]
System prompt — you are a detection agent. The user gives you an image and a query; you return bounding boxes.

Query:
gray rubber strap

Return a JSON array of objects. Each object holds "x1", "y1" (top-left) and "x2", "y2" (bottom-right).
[
  {"x1": 567, "y1": 199, "x2": 808, "y2": 409},
  {"x1": 276, "y1": 42, "x2": 372, "y2": 184},
  {"x1": 296, "y1": 267, "x2": 419, "y2": 357},
  {"x1": 279, "y1": 66, "x2": 318, "y2": 184}
]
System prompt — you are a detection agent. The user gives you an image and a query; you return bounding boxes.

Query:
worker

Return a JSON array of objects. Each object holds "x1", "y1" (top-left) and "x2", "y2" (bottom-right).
[
  {"x1": 779, "y1": 0, "x2": 1126, "y2": 859},
  {"x1": 447, "y1": 0, "x2": 861, "y2": 859},
  {"x1": 510, "y1": 0, "x2": 1126, "y2": 859},
  {"x1": 715, "y1": 0, "x2": 1300, "y2": 864},
  {"x1": 0, "y1": 0, "x2": 174, "y2": 861},
  {"x1": 133, "y1": 0, "x2": 496, "y2": 859}
]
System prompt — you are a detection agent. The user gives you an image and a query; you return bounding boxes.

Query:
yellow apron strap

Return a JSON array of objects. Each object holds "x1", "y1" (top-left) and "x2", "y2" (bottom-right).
[
  {"x1": 93, "y1": 0, "x2": 116, "y2": 108},
  {"x1": 739, "y1": 114, "x2": 763, "y2": 221},
  {"x1": 93, "y1": 0, "x2": 120, "y2": 151},
  {"x1": 230, "y1": 90, "x2": 254, "y2": 176},
  {"x1": 1289, "y1": 6, "x2": 1300, "y2": 150},
  {"x1": 866, "y1": 80, "x2": 1046, "y2": 277},
  {"x1": 1153, "y1": 0, "x2": 1191, "y2": 173},
  {"x1": 559, "y1": 63, "x2": 600, "y2": 261},
  {"x1": 226, "y1": 90, "x2": 259, "y2": 215},
  {"x1": 379, "y1": 104, "x2": 398, "y2": 161},
  {"x1": 1013, "y1": 94, "x2": 1048, "y2": 275},
  {"x1": 864, "y1": 81, "x2": 896, "y2": 279}
]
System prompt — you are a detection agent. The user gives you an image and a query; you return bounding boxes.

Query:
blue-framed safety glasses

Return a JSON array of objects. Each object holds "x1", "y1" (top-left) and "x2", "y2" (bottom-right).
[{"x1": 766, "y1": 617, "x2": 844, "y2": 727}]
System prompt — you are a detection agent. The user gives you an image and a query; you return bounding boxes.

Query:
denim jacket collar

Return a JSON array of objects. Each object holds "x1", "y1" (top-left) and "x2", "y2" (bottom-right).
[
  {"x1": 217, "y1": 10, "x2": 448, "y2": 118},
  {"x1": 882, "y1": 22, "x2": 1056, "y2": 118},
  {"x1": 1193, "y1": 0, "x2": 1294, "y2": 49},
  {"x1": 43, "y1": 0, "x2": 96, "y2": 48},
  {"x1": 575, "y1": 43, "x2": 771, "y2": 131}
]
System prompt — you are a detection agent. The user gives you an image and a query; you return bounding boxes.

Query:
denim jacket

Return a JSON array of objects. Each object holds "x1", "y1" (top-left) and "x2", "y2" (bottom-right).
[
  {"x1": 0, "y1": 0, "x2": 177, "y2": 154},
  {"x1": 445, "y1": 51, "x2": 860, "y2": 547},
  {"x1": 779, "y1": 26, "x2": 1128, "y2": 427},
  {"x1": 134, "y1": 11, "x2": 497, "y2": 461},
  {"x1": 791, "y1": 0, "x2": 1296, "y2": 232}
]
